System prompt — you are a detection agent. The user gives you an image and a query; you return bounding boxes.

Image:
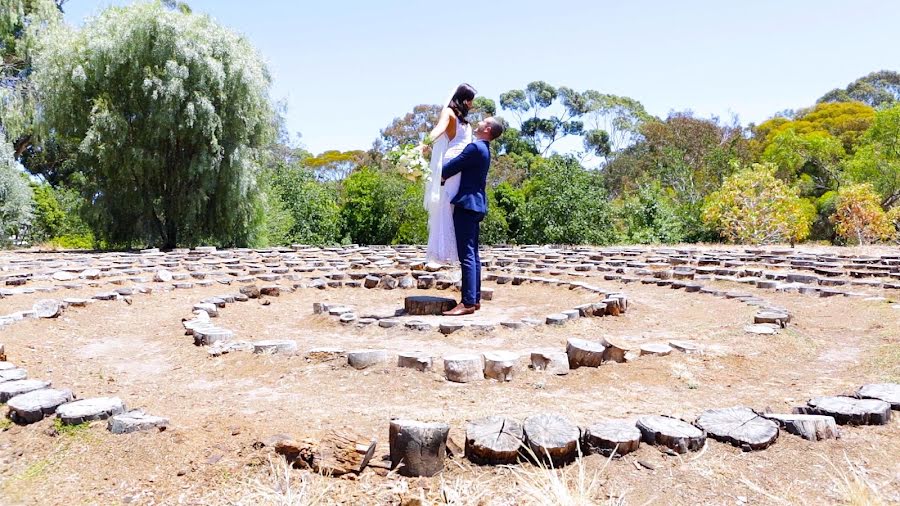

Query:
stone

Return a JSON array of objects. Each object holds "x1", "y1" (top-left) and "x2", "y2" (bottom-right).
[
  {"x1": 239, "y1": 285, "x2": 261, "y2": 299},
  {"x1": 193, "y1": 327, "x2": 234, "y2": 346},
  {"x1": 57, "y1": 397, "x2": 126, "y2": 425},
  {"x1": 0, "y1": 379, "x2": 51, "y2": 402},
  {"x1": 108, "y1": 410, "x2": 170, "y2": 434},
  {"x1": 7, "y1": 388, "x2": 74, "y2": 424}
]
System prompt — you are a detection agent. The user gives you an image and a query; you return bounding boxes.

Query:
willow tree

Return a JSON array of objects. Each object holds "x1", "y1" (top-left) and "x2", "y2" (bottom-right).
[
  {"x1": 0, "y1": 131, "x2": 33, "y2": 246},
  {"x1": 33, "y1": 2, "x2": 273, "y2": 248}
]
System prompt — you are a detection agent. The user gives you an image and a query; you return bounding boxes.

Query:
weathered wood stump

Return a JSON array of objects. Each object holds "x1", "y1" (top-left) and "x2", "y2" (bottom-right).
[
  {"x1": 583, "y1": 420, "x2": 641, "y2": 456},
  {"x1": 763, "y1": 413, "x2": 839, "y2": 441},
  {"x1": 7, "y1": 388, "x2": 74, "y2": 424},
  {"x1": 601, "y1": 338, "x2": 629, "y2": 363},
  {"x1": 56, "y1": 397, "x2": 126, "y2": 425},
  {"x1": 33, "y1": 299, "x2": 62, "y2": 318},
  {"x1": 546, "y1": 313, "x2": 568, "y2": 325},
  {"x1": 530, "y1": 351, "x2": 570, "y2": 375},
  {"x1": 0, "y1": 379, "x2": 51, "y2": 403},
  {"x1": 443, "y1": 354, "x2": 483, "y2": 383},
  {"x1": 252, "y1": 340, "x2": 298, "y2": 355},
  {"x1": 108, "y1": 410, "x2": 170, "y2": 434},
  {"x1": 347, "y1": 349, "x2": 389, "y2": 370},
  {"x1": 397, "y1": 352, "x2": 433, "y2": 372},
  {"x1": 798, "y1": 396, "x2": 891, "y2": 425},
  {"x1": 276, "y1": 430, "x2": 376, "y2": 476},
  {"x1": 694, "y1": 407, "x2": 779, "y2": 451},
  {"x1": 389, "y1": 419, "x2": 450, "y2": 477},
  {"x1": 483, "y1": 351, "x2": 518, "y2": 382},
  {"x1": 602, "y1": 298, "x2": 621, "y2": 316},
  {"x1": 404, "y1": 296, "x2": 456, "y2": 316},
  {"x1": 566, "y1": 338, "x2": 606, "y2": 368},
  {"x1": 636, "y1": 415, "x2": 706, "y2": 454},
  {"x1": 754, "y1": 310, "x2": 789, "y2": 328},
  {"x1": 239, "y1": 285, "x2": 261, "y2": 299},
  {"x1": 465, "y1": 416, "x2": 524, "y2": 465},
  {"x1": 523, "y1": 413, "x2": 581, "y2": 466},
  {"x1": 856, "y1": 383, "x2": 900, "y2": 409},
  {"x1": 640, "y1": 343, "x2": 673, "y2": 357}
]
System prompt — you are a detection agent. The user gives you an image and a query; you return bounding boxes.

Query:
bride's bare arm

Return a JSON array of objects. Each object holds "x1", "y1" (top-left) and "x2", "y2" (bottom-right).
[{"x1": 424, "y1": 107, "x2": 453, "y2": 145}]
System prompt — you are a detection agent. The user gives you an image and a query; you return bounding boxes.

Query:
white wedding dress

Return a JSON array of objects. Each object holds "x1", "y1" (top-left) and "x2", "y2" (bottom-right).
[{"x1": 425, "y1": 118, "x2": 472, "y2": 264}]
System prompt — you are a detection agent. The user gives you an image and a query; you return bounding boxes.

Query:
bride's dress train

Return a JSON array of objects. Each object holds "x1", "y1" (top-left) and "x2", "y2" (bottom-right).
[{"x1": 425, "y1": 121, "x2": 472, "y2": 264}]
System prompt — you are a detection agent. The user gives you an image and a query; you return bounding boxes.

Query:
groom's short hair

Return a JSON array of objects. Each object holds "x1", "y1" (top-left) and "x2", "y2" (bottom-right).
[{"x1": 485, "y1": 117, "x2": 504, "y2": 140}]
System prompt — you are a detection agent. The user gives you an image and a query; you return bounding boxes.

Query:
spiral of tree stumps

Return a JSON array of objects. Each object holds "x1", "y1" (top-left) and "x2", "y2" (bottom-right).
[{"x1": 389, "y1": 419, "x2": 450, "y2": 477}]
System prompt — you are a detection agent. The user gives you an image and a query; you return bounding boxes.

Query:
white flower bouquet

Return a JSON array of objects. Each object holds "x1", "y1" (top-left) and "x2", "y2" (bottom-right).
[{"x1": 387, "y1": 143, "x2": 430, "y2": 183}]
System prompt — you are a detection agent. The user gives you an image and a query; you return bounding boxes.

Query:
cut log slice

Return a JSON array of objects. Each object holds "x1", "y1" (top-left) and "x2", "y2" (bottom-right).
[
  {"x1": 546, "y1": 313, "x2": 568, "y2": 325},
  {"x1": 443, "y1": 354, "x2": 484, "y2": 383},
  {"x1": 439, "y1": 322, "x2": 465, "y2": 335},
  {"x1": 483, "y1": 351, "x2": 519, "y2": 382},
  {"x1": 56, "y1": 396, "x2": 126, "y2": 425},
  {"x1": 695, "y1": 407, "x2": 779, "y2": 451},
  {"x1": 763, "y1": 413, "x2": 840, "y2": 441},
  {"x1": 800, "y1": 396, "x2": 891, "y2": 425},
  {"x1": 0, "y1": 379, "x2": 51, "y2": 403},
  {"x1": 583, "y1": 420, "x2": 641, "y2": 456},
  {"x1": 33, "y1": 299, "x2": 62, "y2": 318},
  {"x1": 252, "y1": 340, "x2": 298, "y2": 355},
  {"x1": 193, "y1": 327, "x2": 234, "y2": 346},
  {"x1": 108, "y1": 410, "x2": 170, "y2": 434},
  {"x1": 856, "y1": 383, "x2": 900, "y2": 409},
  {"x1": 636, "y1": 415, "x2": 706, "y2": 454},
  {"x1": 397, "y1": 352, "x2": 433, "y2": 372},
  {"x1": 0, "y1": 367, "x2": 27, "y2": 382},
  {"x1": 640, "y1": 343, "x2": 673, "y2": 357},
  {"x1": 277, "y1": 430, "x2": 376, "y2": 476},
  {"x1": 465, "y1": 416, "x2": 524, "y2": 465},
  {"x1": 530, "y1": 351, "x2": 570, "y2": 375},
  {"x1": 754, "y1": 310, "x2": 789, "y2": 327},
  {"x1": 669, "y1": 340, "x2": 701, "y2": 354},
  {"x1": 566, "y1": 338, "x2": 606, "y2": 369},
  {"x1": 745, "y1": 324, "x2": 778, "y2": 335},
  {"x1": 347, "y1": 349, "x2": 389, "y2": 370},
  {"x1": 523, "y1": 413, "x2": 581, "y2": 466},
  {"x1": 600, "y1": 337, "x2": 629, "y2": 363},
  {"x1": 7, "y1": 388, "x2": 74, "y2": 424},
  {"x1": 389, "y1": 419, "x2": 449, "y2": 477},
  {"x1": 404, "y1": 296, "x2": 456, "y2": 316}
]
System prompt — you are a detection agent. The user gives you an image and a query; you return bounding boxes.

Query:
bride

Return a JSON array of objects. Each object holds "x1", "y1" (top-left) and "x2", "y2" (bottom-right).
[{"x1": 423, "y1": 83, "x2": 477, "y2": 264}]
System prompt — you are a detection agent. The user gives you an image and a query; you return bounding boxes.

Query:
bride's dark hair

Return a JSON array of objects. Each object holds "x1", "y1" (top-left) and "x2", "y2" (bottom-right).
[{"x1": 448, "y1": 83, "x2": 477, "y2": 124}]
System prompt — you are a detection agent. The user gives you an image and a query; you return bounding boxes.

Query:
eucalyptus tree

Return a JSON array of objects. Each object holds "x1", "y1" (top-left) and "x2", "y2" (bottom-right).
[{"x1": 33, "y1": 2, "x2": 274, "y2": 248}]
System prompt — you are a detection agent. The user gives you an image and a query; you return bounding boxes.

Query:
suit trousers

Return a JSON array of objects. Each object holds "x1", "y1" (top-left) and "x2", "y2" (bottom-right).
[{"x1": 453, "y1": 206, "x2": 483, "y2": 305}]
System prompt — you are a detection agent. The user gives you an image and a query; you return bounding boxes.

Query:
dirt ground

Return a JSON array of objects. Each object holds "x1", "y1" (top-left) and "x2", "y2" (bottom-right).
[{"x1": 0, "y1": 263, "x2": 899, "y2": 505}]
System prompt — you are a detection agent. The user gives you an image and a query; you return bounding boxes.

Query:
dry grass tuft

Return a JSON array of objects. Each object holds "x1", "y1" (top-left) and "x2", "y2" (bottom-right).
[
  {"x1": 822, "y1": 453, "x2": 887, "y2": 506},
  {"x1": 510, "y1": 445, "x2": 614, "y2": 506},
  {"x1": 214, "y1": 457, "x2": 336, "y2": 506}
]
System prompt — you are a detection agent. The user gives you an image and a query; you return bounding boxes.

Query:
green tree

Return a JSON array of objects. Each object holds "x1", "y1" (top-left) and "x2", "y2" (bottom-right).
[
  {"x1": 32, "y1": 2, "x2": 274, "y2": 248},
  {"x1": 375, "y1": 104, "x2": 441, "y2": 152},
  {"x1": 818, "y1": 70, "x2": 900, "y2": 109},
  {"x1": 761, "y1": 129, "x2": 845, "y2": 195},
  {"x1": 340, "y1": 167, "x2": 407, "y2": 245},
  {"x1": 844, "y1": 103, "x2": 900, "y2": 207},
  {"x1": 702, "y1": 162, "x2": 815, "y2": 245},
  {"x1": 0, "y1": 130, "x2": 33, "y2": 246},
  {"x1": 27, "y1": 182, "x2": 93, "y2": 247},
  {"x1": 830, "y1": 183, "x2": 894, "y2": 245},
  {"x1": 612, "y1": 181, "x2": 684, "y2": 244},
  {"x1": 520, "y1": 156, "x2": 615, "y2": 245},
  {"x1": 581, "y1": 91, "x2": 652, "y2": 158},
  {"x1": 493, "y1": 181, "x2": 525, "y2": 240},
  {"x1": 304, "y1": 150, "x2": 365, "y2": 181},
  {"x1": 753, "y1": 101, "x2": 875, "y2": 154},
  {"x1": 268, "y1": 167, "x2": 340, "y2": 246},
  {"x1": 499, "y1": 81, "x2": 587, "y2": 154}
]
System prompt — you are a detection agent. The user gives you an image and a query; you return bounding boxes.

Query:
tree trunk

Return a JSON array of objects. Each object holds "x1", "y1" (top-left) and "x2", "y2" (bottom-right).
[{"x1": 389, "y1": 419, "x2": 449, "y2": 477}]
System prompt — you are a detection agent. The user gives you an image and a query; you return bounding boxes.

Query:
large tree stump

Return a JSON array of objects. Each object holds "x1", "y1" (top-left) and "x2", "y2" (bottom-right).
[
  {"x1": 694, "y1": 407, "x2": 779, "y2": 451},
  {"x1": 389, "y1": 419, "x2": 450, "y2": 477},
  {"x1": 443, "y1": 354, "x2": 483, "y2": 383},
  {"x1": 583, "y1": 420, "x2": 641, "y2": 457},
  {"x1": 636, "y1": 415, "x2": 706, "y2": 454},
  {"x1": 483, "y1": 352, "x2": 518, "y2": 382},
  {"x1": 404, "y1": 296, "x2": 456, "y2": 315},
  {"x1": 523, "y1": 414, "x2": 581, "y2": 466},
  {"x1": 601, "y1": 338, "x2": 629, "y2": 363},
  {"x1": 530, "y1": 351, "x2": 570, "y2": 375},
  {"x1": 397, "y1": 352, "x2": 433, "y2": 372},
  {"x1": 856, "y1": 383, "x2": 900, "y2": 409},
  {"x1": 762, "y1": 413, "x2": 840, "y2": 441},
  {"x1": 347, "y1": 350, "x2": 389, "y2": 370},
  {"x1": 276, "y1": 430, "x2": 376, "y2": 476},
  {"x1": 566, "y1": 338, "x2": 606, "y2": 369},
  {"x1": 798, "y1": 396, "x2": 891, "y2": 425},
  {"x1": 465, "y1": 416, "x2": 524, "y2": 465}
]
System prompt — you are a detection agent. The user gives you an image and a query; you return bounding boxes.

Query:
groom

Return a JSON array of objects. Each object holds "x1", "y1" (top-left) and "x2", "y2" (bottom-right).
[{"x1": 441, "y1": 117, "x2": 505, "y2": 316}]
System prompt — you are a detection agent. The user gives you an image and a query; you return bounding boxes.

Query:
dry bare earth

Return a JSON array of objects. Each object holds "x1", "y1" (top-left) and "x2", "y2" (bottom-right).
[{"x1": 0, "y1": 246, "x2": 898, "y2": 505}]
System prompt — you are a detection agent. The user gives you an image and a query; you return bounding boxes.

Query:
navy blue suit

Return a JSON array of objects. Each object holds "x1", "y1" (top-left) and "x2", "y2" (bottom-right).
[{"x1": 442, "y1": 139, "x2": 490, "y2": 305}]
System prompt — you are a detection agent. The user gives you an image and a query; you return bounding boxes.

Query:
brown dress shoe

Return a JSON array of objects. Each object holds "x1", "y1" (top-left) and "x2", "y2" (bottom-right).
[
  {"x1": 443, "y1": 303, "x2": 477, "y2": 316},
  {"x1": 475, "y1": 303, "x2": 481, "y2": 310}
]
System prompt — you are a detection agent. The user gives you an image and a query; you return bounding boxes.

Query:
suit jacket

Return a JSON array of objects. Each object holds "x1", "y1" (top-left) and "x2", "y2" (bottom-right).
[{"x1": 441, "y1": 139, "x2": 490, "y2": 215}]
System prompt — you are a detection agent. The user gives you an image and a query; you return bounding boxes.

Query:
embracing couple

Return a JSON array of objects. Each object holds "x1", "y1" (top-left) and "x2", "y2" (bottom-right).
[{"x1": 421, "y1": 84, "x2": 504, "y2": 317}]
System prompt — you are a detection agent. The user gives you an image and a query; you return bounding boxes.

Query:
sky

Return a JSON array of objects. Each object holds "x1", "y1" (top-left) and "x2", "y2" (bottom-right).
[{"x1": 62, "y1": 0, "x2": 900, "y2": 155}]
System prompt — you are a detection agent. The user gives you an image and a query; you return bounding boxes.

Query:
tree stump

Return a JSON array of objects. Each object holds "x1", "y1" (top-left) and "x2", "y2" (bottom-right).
[
  {"x1": 669, "y1": 340, "x2": 701, "y2": 354},
  {"x1": 483, "y1": 351, "x2": 518, "y2": 382},
  {"x1": 762, "y1": 413, "x2": 840, "y2": 441},
  {"x1": 7, "y1": 388, "x2": 74, "y2": 424},
  {"x1": 546, "y1": 313, "x2": 568, "y2": 325},
  {"x1": 636, "y1": 415, "x2": 706, "y2": 454},
  {"x1": 602, "y1": 298, "x2": 621, "y2": 316},
  {"x1": 465, "y1": 416, "x2": 524, "y2": 465},
  {"x1": 566, "y1": 338, "x2": 606, "y2": 368},
  {"x1": 799, "y1": 396, "x2": 891, "y2": 425},
  {"x1": 397, "y1": 352, "x2": 433, "y2": 372},
  {"x1": 601, "y1": 338, "x2": 629, "y2": 363},
  {"x1": 56, "y1": 397, "x2": 126, "y2": 425},
  {"x1": 389, "y1": 419, "x2": 449, "y2": 477},
  {"x1": 33, "y1": 299, "x2": 62, "y2": 318},
  {"x1": 252, "y1": 340, "x2": 298, "y2": 355},
  {"x1": 404, "y1": 296, "x2": 456, "y2": 316},
  {"x1": 276, "y1": 430, "x2": 376, "y2": 476},
  {"x1": 530, "y1": 351, "x2": 570, "y2": 375},
  {"x1": 153, "y1": 269, "x2": 173, "y2": 282},
  {"x1": 694, "y1": 407, "x2": 779, "y2": 451},
  {"x1": 347, "y1": 350, "x2": 389, "y2": 370},
  {"x1": 523, "y1": 413, "x2": 581, "y2": 466},
  {"x1": 439, "y1": 322, "x2": 465, "y2": 335},
  {"x1": 239, "y1": 285, "x2": 261, "y2": 299},
  {"x1": 856, "y1": 383, "x2": 900, "y2": 409},
  {"x1": 443, "y1": 354, "x2": 483, "y2": 383},
  {"x1": 754, "y1": 310, "x2": 789, "y2": 328},
  {"x1": 640, "y1": 343, "x2": 673, "y2": 357},
  {"x1": 583, "y1": 420, "x2": 641, "y2": 456},
  {"x1": 0, "y1": 379, "x2": 52, "y2": 403}
]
